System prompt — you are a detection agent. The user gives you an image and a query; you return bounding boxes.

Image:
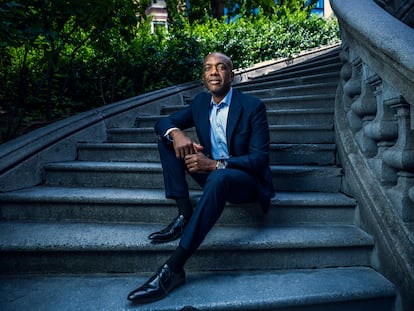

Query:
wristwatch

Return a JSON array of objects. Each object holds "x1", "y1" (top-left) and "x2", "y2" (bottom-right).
[{"x1": 216, "y1": 160, "x2": 227, "y2": 170}]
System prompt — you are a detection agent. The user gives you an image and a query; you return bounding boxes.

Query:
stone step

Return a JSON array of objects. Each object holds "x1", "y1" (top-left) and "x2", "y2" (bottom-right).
[
  {"x1": 244, "y1": 82, "x2": 339, "y2": 98},
  {"x1": 262, "y1": 94, "x2": 336, "y2": 109},
  {"x1": 160, "y1": 105, "x2": 187, "y2": 115},
  {"x1": 239, "y1": 56, "x2": 341, "y2": 86},
  {"x1": 135, "y1": 107, "x2": 334, "y2": 128},
  {"x1": 269, "y1": 55, "x2": 342, "y2": 77},
  {"x1": 43, "y1": 162, "x2": 342, "y2": 192},
  {"x1": 270, "y1": 143, "x2": 335, "y2": 165},
  {"x1": 235, "y1": 72, "x2": 340, "y2": 92},
  {"x1": 0, "y1": 266, "x2": 396, "y2": 311},
  {"x1": 0, "y1": 187, "x2": 355, "y2": 225},
  {"x1": 107, "y1": 127, "x2": 158, "y2": 143},
  {"x1": 0, "y1": 267, "x2": 395, "y2": 311},
  {"x1": 269, "y1": 124, "x2": 334, "y2": 143},
  {"x1": 107, "y1": 124, "x2": 334, "y2": 144},
  {"x1": 134, "y1": 114, "x2": 165, "y2": 127},
  {"x1": 272, "y1": 165, "x2": 342, "y2": 192},
  {"x1": 267, "y1": 108, "x2": 334, "y2": 125},
  {"x1": 0, "y1": 221, "x2": 373, "y2": 274},
  {"x1": 78, "y1": 142, "x2": 160, "y2": 162},
  {"x1": 77, "y1": 142, "x2": 335, "y2": 165}
]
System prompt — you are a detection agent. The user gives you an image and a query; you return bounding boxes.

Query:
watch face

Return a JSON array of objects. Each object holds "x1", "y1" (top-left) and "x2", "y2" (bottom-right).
[{"x1": 217, "y1": 160, "x2": 226, "y2": 169}]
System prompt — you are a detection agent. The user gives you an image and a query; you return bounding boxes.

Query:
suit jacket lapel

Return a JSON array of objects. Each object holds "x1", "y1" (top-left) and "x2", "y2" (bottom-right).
[
  {"x1": 226, "y1": 90, "x2": 242, "y2": 150},
  {"x1": 197, "y1": 93, "x2": 212, "y2": 154}
]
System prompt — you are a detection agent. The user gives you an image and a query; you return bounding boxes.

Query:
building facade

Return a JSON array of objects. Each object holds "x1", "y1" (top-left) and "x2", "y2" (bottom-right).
[{"x1": 145, "y1": 0, "x2": 168, "y2": 33}]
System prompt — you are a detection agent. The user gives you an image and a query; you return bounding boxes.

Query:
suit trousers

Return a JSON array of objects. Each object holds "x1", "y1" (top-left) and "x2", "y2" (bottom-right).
[{"x1": 158, "y1": 139, "x2": 259, "y2": 254}]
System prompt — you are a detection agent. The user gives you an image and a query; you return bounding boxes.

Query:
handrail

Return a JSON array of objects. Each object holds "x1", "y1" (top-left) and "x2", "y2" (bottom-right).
[{"x1": 331, "y1": 0, "x2": 414, "y2": 102}]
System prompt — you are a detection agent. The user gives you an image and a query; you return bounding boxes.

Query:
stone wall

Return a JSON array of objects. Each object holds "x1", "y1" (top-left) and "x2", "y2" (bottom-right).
[{"x1": 330, "y1": 0, "x2": 414, "y2": 309}]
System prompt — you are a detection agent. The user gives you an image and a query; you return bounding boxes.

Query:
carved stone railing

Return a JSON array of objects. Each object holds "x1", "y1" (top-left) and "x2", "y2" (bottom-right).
[{"x1": 331, "y1": 0, "x2": 414, "y2": 309}]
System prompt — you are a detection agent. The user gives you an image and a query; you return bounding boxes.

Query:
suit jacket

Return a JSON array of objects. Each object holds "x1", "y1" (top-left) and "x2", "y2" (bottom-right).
[{"x1": 155, "y1": 89, "x2": 274, "y2": 213}]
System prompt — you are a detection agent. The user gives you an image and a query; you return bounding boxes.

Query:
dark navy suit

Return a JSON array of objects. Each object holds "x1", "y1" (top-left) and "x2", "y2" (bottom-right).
[{"x1": 155, "y1": 89, "x2": 274, "y2": 253}]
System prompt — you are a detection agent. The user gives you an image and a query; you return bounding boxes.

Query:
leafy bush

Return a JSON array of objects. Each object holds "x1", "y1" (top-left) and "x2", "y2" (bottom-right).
[
  {"x1": 176, "y1": 9, "x2": 340, "y2": 68},
  {"x1": 0, "y1": 2, "x2": 339, "y2": 142}
]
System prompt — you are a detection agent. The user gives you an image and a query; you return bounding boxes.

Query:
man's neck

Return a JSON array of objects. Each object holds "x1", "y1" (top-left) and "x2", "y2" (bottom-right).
[{"x1": 211, "y1": 88, "x2": 232, "y2": 104}]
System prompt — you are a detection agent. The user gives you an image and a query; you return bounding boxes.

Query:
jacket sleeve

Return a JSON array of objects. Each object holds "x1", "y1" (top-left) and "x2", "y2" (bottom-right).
[{"x1": 154, "y1": 104, "x2": 195, "y2": 141}]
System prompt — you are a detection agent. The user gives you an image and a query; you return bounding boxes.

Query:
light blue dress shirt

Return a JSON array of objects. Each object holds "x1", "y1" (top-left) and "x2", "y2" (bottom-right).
[{"x1": 209, "y1": 88, "x2": 233, "y2": 160}]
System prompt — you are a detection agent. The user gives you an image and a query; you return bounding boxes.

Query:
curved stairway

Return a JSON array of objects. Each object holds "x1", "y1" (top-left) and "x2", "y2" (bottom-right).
[{"x1": 0, "y1": 48, "x2": 396, "y2": 310}]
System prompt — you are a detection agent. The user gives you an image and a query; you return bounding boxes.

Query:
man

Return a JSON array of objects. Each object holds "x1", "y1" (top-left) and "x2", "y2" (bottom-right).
[{"x1": 127, "y1": 52, "x2": 274, "y2": 304}]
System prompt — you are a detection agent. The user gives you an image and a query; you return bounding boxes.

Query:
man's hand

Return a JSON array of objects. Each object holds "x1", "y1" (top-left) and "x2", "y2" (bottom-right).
[
  {"x1": 184, "y1": 151, "x2": 216, "y2": 173},
  {"x1": 170, "y1": 129, "x2": 196, "y2": 159},
  {"x1": 169, "y1": 129, "x2": 215, "y2": 172}
]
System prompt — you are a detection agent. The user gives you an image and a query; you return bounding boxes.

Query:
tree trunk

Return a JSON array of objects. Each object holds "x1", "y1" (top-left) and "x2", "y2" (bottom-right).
[{"x1": 211, "y1": 0, "x2": 224, "y2": 19}]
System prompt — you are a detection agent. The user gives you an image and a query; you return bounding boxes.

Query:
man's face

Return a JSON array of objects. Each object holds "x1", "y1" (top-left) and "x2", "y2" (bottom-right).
[{"x1": 202, "y1": 53, "x2": 234, "y2": 99}]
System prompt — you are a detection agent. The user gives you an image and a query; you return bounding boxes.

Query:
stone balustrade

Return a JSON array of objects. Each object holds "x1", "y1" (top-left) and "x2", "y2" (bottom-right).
[
  {"x1": 331, "y1": 1, "x2": 414, "y2": 307},
  {"x1": 331, "y1": 0, "x2": 414, "y2": 223},
  {"x1": 341, "y1": 46, "x2": 414, "y2": 221}
]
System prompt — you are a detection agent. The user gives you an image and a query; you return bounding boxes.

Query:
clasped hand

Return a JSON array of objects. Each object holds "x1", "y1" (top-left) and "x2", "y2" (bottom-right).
[{"x1": 170, "y1": 129, "x2": 215, "y2": 173}]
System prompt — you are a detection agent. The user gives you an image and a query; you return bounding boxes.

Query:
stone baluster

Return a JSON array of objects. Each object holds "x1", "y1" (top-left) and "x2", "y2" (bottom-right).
[
  {"x1": 351, "y1": 65, "x2": 377, "y2": 120},
  {"x1": 365, "y1": 80, "x2": 399, "y2": 185},
  {"x1": 411, "y1": 104, "x2": 414, "y2": 209},
  {"x1": 352, "y1": 64, "x2": 378, "y2": 157},
  {"x1": 409, "y1": 186, "x2": 414, "y2": 209},
  {"x1": 343, "y1": 52, "x2": 362, "y2": 132},
  {"x1": 339, "y1": 48, "x2": 352, "y2": 110},
  {"x1": 383, "y1": 97, "x2": 414, "y2": 222},
  {"x1": 411, "y1": 103, "x2": 414, "y2": 131},
  {"x1": 411, "y1": 100, "x2": 414, "y2": 209}
]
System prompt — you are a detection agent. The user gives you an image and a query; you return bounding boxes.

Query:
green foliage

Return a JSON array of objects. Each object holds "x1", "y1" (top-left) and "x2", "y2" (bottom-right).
[
  {"x1": 172, "y1": 0, "x2": 319, "y2": 22},
  {"x1": 172, "y1": 7, "x2": 339, "y2": 69},
  {"x1": 225, "y1": 0, "x2": 318, "y2": 19},
  {"x1": 0, "y1": 0, "x2": 340, "y2": 142},
  {"x1": 0, "y1": 0, "x2": 141, "y2": 140}
]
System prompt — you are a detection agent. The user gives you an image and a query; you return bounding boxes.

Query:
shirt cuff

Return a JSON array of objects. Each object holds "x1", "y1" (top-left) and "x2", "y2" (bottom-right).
[{"x1": 164, "y1": 127, "x2": 180, "y2": 141}]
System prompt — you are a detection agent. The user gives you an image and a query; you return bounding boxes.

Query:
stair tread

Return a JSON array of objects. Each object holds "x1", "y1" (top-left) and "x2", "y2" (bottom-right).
[
  {"x1": 270, "y1": 124, "x2": 332, "y2": 130},
  {"x1": 135, "y1": 108, "x2": 334, "y2": 120},
  {"x1": 78, "y1": 142, "x2": 158, "y2": 148},
  {"x1": 237, "y1": 71, "x2": 340, "y2": 85},
  {"x1": 45, "y1": 161, "x2": 163, "y2": 171},
  {"x1": 108, "y1": 127, "x2": 155, "y2": 133},
  {"x1": 0, "y1": 267, "x2": 395, "y2": 311},
  {"x1": 0, "y1": 186, "x2": 355, "y2": 206},
  {"x1": 0, "y1": 221, "x2": 374, "y2": 251},
  {"x1": 263, "y1": 93, "x2": 336, "y2": 100},
  {"x1": 44, "y1": 161, "x2": 341, "y2": 171},
  {"x1": 267, "y1": 107, "x2": 334, "y2": 113},
  {"x1": 77, "y1": 142, "x2": 336, "y2": 148},
  {"x1": 246, "y1": 81, "x2": 338, "y2": 92},
  {"x1": 108, "y1": 124, "x2": 334, "y2": 132},
  {"x1": 267, "y1": 58, "x2": 342, "y2": 75}
]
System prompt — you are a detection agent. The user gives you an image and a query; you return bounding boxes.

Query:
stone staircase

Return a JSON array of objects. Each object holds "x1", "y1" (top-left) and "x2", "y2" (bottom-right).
[{"x1": 0, "y1": 48, "x2": 397, "y2": 310}]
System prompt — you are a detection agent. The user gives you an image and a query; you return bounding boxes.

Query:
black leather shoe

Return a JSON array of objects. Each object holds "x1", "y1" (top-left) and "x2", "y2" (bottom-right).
[
  {"x1": 127, "y1": 264, "x2": 185, "y2": 304},
  {"x1": 148, "y1": 215, "x2": 187, "y2": 243}
]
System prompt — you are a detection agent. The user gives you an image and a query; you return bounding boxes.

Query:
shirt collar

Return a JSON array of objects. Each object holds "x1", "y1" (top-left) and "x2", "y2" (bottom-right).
[{"x1": 210, "y1": 87, "x2": 233, "y2": 107}]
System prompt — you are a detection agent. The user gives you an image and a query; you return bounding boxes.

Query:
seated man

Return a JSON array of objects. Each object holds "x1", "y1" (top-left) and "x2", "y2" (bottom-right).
[{"x1": 127, "y1": 52, "x2": 274, "y2": 304}]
